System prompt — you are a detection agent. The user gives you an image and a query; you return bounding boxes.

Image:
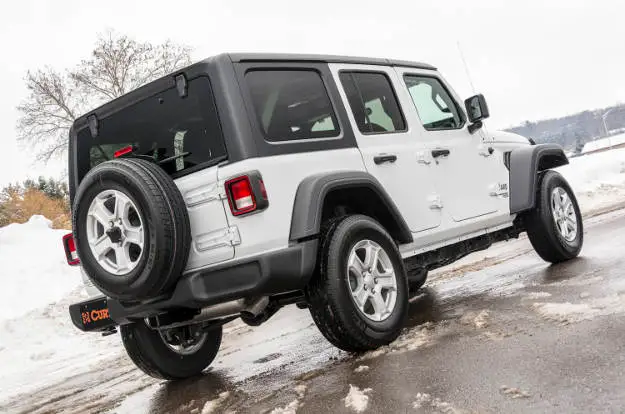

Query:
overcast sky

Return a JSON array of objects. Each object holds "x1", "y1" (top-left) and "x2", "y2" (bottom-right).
[{"x1": 1, "y1": 0, "x2": 624, "y2": 186}]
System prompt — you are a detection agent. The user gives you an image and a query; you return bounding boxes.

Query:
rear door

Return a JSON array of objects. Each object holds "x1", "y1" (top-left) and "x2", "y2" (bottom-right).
[
  {"x1": 75, "y1": 76, "x2": 235, "y2": 272},
  {"x1": 330, "y1": 64, "x2": 442, "y2": 233}
]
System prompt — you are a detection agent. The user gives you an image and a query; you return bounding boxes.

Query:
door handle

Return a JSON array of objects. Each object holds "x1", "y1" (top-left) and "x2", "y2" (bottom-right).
[
  {"x1": 431, "y1": 149, "x2": 450, "y2": 158},
  {"x1": 374, "y1": 154, "x2": 397, "y2": 165}
]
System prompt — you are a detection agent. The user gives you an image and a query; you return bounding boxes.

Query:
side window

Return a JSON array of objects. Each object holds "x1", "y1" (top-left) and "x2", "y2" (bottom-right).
[
  {"x1": 246, "y1": 70, "x2": 340, "y2": 142},
  {"x1": 339, "y1": 72, "x2": 406, "y2": 134},
  {"x1": 403, "y1": 75, "x2": 464, "y2": 130}
]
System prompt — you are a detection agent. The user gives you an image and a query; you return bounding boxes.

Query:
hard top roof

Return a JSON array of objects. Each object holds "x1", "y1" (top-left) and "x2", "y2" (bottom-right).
[
  {"x1": 73, "y1": 52, "x2": 436, "y2": 128},
  {"x1": 227, "y1": 53, "x2": 436, "y2": 70}
]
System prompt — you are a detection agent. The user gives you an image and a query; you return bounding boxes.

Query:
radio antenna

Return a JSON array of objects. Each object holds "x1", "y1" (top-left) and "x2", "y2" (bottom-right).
[{"x1": 457, "y1": 41, "x2": 476, "y2": 93}]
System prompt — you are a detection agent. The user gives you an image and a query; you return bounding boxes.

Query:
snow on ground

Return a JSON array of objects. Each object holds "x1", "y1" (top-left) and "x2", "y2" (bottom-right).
[
  {"x1": 412, "y1": 392, "x2": 461, "y2": 412},
  {"x1": 268, "y1": 385, "x2": 306, "y2": 414},
  {"x1": 201, "y1": 391, "x2": 231, "y2": 414},
  {"x1": 354, "y1": 365, "x2": 369, "y2": 373},
  {"x1": 0, "y1": 216, "x2": 82, "y2": 321},
  {"x1": 343, "y1": 385, "x2": 372, "y2": 413},
  {"x1": 558, "y1": 147, "x2": 625, "y2": 215},
  {"x1": 533, "y1": 295, "x2": 625, "y2": 324},
  {"x1": 0, "y1": 216, "x2": 121, "y2": 403},
  {"x1": 581, "y1": 132, "x2": 625, "y2": 154}
]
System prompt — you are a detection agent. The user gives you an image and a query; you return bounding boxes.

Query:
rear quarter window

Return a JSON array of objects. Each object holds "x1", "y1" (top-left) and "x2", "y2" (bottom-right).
[
  {"x1": 245, "y1": 70, "x2": 340, "y2": 142},
  {"x1": 76, "y1": 76, "x2": 226, "y2": 180}
]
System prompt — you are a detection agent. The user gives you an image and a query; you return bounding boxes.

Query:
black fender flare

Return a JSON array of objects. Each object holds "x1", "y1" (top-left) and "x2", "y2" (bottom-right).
[
  {"x1": 289, "y1": 171, "x2": 412, "y2": 244},
  {"x1": 509, "y1": 143, "x2": 569, "y2": 214}
]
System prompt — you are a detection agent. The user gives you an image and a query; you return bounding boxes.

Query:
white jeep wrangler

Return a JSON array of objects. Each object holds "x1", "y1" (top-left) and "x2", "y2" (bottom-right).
[{"x1": 65, "y1": 53, "x2": 583, "y2": 380}]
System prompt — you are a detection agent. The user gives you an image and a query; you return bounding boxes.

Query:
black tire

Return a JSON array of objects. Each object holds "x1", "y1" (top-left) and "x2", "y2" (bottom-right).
[
  {"x1": 306, "y1": 215, "x2": 409, "y2": 352},
  {"x1": 121, "y1": 322, "x2": 222, "y2": 380},
  {"x1": 525, "y1": 170, "x2": 584, "y2": 263},
  {"x1": 72, "y1": 158, "x2": 191, "y2": 301}
]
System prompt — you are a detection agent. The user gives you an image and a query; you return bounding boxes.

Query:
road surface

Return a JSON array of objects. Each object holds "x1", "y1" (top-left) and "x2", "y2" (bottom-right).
[{"x1": 3, "y1": 209, "x2": 625, "y2": 414}]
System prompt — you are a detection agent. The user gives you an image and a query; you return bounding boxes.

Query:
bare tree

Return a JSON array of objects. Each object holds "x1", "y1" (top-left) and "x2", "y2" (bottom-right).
[{"x1": 17, "y1": 31, "x2": 192, "y2": 162}]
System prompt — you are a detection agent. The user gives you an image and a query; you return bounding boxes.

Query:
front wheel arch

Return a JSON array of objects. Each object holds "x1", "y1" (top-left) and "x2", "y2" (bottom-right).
[{"x1": 509, "y1": 143, "x2": 569, "y2": 214}]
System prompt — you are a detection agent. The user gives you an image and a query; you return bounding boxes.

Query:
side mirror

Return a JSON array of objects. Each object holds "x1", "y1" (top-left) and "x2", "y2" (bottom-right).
[{"x1": 464, "y1": 94, "x2": 490, "y2": 134}]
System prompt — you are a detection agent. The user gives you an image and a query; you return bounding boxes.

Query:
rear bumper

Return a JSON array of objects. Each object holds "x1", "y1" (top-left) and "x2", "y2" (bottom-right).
[{"x1": 71, "y1": 240, "x2": 318, "y2": 328}]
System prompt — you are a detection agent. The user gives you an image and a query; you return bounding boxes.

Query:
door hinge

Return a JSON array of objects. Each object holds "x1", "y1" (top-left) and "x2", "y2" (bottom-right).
[
  {"x1": 195, "y1": 226, "x2": 241, "y2": 251},
  {"x1": 185, "y1": 185, "x2": 227, "y2": 207},
  {"x1": 428, "y1": 195, "x2": 444, "y2": 210},
  {"x1": 489, "y1": 183, "x2": 509, "y2": 198}
]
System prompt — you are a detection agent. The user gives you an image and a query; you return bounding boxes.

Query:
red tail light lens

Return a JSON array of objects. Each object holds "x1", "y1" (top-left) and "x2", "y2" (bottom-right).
[
  {"x1": 226, "y1": 176, "x2": 256, "y2": 215},
  {"x1": 62, "y1": 233, "x2": 80, "y2": 266}
]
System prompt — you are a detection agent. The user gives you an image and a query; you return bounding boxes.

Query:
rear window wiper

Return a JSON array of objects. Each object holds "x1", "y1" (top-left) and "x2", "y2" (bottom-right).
[{"x1": 157, "y1": 152, "x2": 191, "y2": 165}]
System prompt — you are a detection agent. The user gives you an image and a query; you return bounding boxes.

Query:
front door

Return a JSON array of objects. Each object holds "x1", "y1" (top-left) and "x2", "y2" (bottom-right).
[
  {"x1": 329, "y1": 64, "x2": 442, "y2": 234},
  {"x1": 397, "y1": 69, "x2": 509, "y2": 223}
]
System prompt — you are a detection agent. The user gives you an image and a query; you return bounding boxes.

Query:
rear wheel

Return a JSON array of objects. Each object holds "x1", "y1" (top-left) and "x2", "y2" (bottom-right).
[
  {"x1": 525, "y1": 170, "x2": 583, "y2": 263},
  {"x1": 307, "y1": 215, "x2": 409, "y2": 352},
  {"x1": 121, "y1": 322, "x2": 222, "y2": 380}
]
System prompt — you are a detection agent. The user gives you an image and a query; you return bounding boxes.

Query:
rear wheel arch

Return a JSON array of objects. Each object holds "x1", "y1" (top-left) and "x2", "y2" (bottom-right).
[
  {"x1": 289, "y1": 171, "x2": 412, "y2": 245},
  {"x1": 509, "y1": 143, "x2": 569, "y2": 214}
]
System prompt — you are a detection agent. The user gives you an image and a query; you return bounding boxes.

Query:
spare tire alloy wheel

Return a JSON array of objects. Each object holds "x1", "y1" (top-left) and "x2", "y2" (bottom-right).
[
  {"x1": 347, "y1": 239, "x2": 398, "y2": 322},
  {"x1": 86, "y1": 189, "x2": 144, "y2": 275},
  {"x1": 73, "y1": 158, "x2": 191, "y2": 300}
]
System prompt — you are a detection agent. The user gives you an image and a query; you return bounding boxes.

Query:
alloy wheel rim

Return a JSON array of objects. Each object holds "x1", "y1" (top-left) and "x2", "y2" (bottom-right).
[
  {"x1": 159, "y1": 329, "x2": 208, "y2": 355},
  {"x1": 551, "y1": 186, "x2": 578, "y2": 243},
  {"x1": 86, "y1": 189, "x2": 145, "y2": 275},
  {"x1": 346, "y1": 239, "x2": 398, "y2": 322}
]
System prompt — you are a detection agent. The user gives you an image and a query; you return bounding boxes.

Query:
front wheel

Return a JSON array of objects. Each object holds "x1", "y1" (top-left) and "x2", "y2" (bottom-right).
[
  {"x1": 525, "y1": 170, "x2": 583, "y2": 263},
  {"x1": 306, "y1": 215, "x2": 409, "y2": 352},
  {"x1": 121, "y1": 322, "x2": 222, "y2": 380}
]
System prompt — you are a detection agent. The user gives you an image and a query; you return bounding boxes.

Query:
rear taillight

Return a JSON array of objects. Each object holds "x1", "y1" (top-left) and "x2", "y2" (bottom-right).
[
  {"x1": 226, "y1": 176, "x2": 256, "y2": 215},
  {"x1": 62, "y1": 233, "x2": 80, "y2": 266},
  {"x1": 225, "y1": 172, "x2": 269, "y2": 216}
]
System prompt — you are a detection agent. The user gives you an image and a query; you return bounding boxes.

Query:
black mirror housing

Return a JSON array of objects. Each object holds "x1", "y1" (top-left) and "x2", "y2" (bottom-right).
[{"x1": 464, "y1": 94, "x2": 490, "y2": 123}]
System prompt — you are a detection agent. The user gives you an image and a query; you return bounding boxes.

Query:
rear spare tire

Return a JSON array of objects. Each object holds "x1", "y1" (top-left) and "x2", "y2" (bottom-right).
[{"x1": 72, "y1": 158, "x2": 191, "y2": 301}]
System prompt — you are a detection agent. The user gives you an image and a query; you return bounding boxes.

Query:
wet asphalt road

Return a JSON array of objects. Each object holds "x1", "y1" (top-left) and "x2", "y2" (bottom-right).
[{"x1": 5, "y1": 209, "x2": 625, "y2": 414}]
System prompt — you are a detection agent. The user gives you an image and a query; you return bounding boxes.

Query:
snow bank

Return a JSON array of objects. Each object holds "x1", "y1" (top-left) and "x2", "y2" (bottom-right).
[
  {"x1": 0, "y1": 216, "x2": 121, "y2": 403},
  {"x1": 582, "y1": 133, "x2": 625, "y2": 153},
  {"x1": 0, "y1": 215, "x2": 82, "y2": 322},
  {"x1": 558, "y1": 147, "x2": 625, "y2": 214}
]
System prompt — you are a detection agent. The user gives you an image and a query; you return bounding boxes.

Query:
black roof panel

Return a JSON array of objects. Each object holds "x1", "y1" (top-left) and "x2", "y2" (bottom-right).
[{"x1": 228, "y1": 53, "x2": 436, "y2": 70}]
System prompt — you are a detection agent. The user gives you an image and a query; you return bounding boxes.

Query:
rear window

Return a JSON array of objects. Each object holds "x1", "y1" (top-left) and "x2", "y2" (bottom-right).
[
  {"x1": 246, "y1": 70, "x2": 340, "y2": 142},
  {"x1": 77, "y1": 76, "x2": 226, "y2": 180}
]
